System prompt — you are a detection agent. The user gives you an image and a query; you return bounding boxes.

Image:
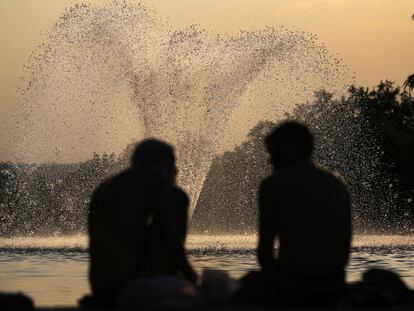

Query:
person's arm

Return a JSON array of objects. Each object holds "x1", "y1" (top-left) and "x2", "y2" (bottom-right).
[
  {"x1": 257, "y1": 179, "x2": 276, "y2": 273},
  {"x1": 344, "y1": 189, "x2": 353, "y2": 265},
  {"x1": 88, "y1": 185, "x2": 104, "y2": 256},
  {"x1": 171, "y1": 189, "x2": 197, "y2": 283},
  {"x1": 175, "y1": 189, "x2": 189, "y2": 243},
  {"x1": 156, "y1": 187, "x2": 197, "y2": 283}
]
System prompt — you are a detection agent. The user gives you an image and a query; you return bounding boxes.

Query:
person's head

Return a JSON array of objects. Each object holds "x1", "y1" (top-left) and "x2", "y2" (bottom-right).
[
  {"x1": 265, "y1": 121, "x2": 314, "y2": 168},
  {"x1": 131, "y1": 139, "x2": 177, "y2": 182}
]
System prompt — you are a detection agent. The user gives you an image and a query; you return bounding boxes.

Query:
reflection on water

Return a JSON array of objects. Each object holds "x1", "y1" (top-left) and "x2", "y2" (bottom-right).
[
  {"x1": 1, "y1": 235, "x2": 414, "y2": 307},
  {"x1": 0, "y1": 251, "x2": 89, "y2": 307}
]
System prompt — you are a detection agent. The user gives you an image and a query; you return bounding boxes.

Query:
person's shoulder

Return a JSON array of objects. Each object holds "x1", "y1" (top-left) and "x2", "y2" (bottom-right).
[
  {"x1": 92, "y1": 170, "x2": 130, "y2": 198},
  {"x1": 315, "y1": 166, "x2": 349, "y2": 193},
  {"x1": 173, "y1": 186, "x2": 190, "y2": 206},
  {"x1": 316, "y1": 166, "x2": 342, "y2": 182},
  {"x1": 104, "y1": 170, "x2": 133, "y2": 187},
  {"x1": 260, "y1": 175, "x2": 272, "y2": 186},
  {"x1": 260, "y1": 175, "x2": 278, "y2": 191}
]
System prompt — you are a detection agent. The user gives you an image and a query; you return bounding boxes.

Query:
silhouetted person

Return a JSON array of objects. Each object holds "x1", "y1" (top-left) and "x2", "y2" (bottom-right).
[
  {"x1": 235, "y1": 121, "x2": 352, "y2": 305},
  {"x1": 87, "y1": 139, "x2": 196, "y2": 306}
]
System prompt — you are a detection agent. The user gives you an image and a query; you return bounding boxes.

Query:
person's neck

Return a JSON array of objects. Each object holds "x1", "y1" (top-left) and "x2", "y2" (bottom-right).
[{"x1": 274, "y1": 158, "x2": 311, "y2": 169}]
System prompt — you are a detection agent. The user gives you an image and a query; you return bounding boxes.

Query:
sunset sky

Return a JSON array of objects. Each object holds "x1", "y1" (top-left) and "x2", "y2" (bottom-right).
[{"x1": 0, "y1": 0, "x2": 413, "y2": 161}]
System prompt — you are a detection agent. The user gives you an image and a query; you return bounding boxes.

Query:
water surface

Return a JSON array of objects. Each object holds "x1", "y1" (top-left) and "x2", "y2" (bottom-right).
[{"x1": 1, "y1": 235, "x2": 414, "y2": 307}]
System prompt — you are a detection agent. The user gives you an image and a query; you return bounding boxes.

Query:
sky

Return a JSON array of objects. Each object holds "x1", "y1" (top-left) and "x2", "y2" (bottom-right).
[{"x1": 0, "y1": 0, "x2": 413, "y2": 161}]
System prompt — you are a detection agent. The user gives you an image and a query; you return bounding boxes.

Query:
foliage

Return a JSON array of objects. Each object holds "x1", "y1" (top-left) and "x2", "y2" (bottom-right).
[
  {"x1": 190, "y1": 121, "x2": 273, "y2": 233},
  {"x1": 403, "y1": 73, "x2": 414, "y2": 93},
  {"x1": 1, "y1": 80, "x2": 413, "y2": 235},
  {"x1": 0, "y1": 152, "x2": 129, "y2": 236},
  {"x1": 191, "y1": 81, "x2": 414, "y2": 234}
]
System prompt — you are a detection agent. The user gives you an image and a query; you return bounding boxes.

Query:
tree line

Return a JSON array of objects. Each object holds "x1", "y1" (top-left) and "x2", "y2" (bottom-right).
[
  {"x1": 1, "y1": 79, "x2": 413, "y2": 235},
  {"x1": 190, "y1": 80, "x2": 414, "y2": 234}
]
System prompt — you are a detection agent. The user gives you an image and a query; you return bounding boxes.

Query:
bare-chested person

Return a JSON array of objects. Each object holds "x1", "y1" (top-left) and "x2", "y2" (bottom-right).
[
  {"x1": 87, "y1": 139, "x2": 196, "y2": 306},
  {"x1": 234, "y1": 121, "x2": 352, "y2": 305}
]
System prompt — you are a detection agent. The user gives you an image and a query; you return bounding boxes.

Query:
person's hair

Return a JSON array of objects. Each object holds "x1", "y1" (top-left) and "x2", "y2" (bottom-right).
[
  {"x1": 265, "y1": 121, "x2": 314, "y2": 159},
  {"x1": 131, "y1": 138, "x2": 176, "y2": 170}
]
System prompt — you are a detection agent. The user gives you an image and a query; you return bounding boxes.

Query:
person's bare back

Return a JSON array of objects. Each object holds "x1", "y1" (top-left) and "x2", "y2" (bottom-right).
[
  {"x1": 258, "y1": 161, "x2": 351, "y2": 277},
  {"x1": 233, "y1": 121, "x2": 352, "y2": 306}
]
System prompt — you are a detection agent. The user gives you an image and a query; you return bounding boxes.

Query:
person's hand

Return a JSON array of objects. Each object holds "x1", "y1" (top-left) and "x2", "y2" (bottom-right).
[{"x1": 186, "y1": 268, "x2": 198, "y2": 285}]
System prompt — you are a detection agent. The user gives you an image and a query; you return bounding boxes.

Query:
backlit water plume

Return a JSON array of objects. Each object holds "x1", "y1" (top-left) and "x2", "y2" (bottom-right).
[{"x1": 10, "y1": 1, "x2": 350, "y2": 221}]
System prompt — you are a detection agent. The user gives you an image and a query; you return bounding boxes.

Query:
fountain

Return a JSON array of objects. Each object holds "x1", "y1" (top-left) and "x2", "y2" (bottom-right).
[
  {"x1": 2, "y1": 3, "x2": 414, "y2": 307},
  {"x1": 2, "y1": 1, "x2": 350, "y2": 234}
]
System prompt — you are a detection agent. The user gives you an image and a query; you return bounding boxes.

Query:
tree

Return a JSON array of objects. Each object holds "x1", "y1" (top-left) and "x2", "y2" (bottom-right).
[
  {"x1": 403, "y1": 73, "x2": 414, "y2": 94},
  {"x1": 191, "y1": 81, "x2": 414, "y2": 234}
]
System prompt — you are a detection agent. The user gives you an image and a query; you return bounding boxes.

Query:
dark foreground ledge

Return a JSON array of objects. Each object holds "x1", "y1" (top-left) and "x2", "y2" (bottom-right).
[{"x1": 35, "y1": 307, "x2": 414, "y2": 311}]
